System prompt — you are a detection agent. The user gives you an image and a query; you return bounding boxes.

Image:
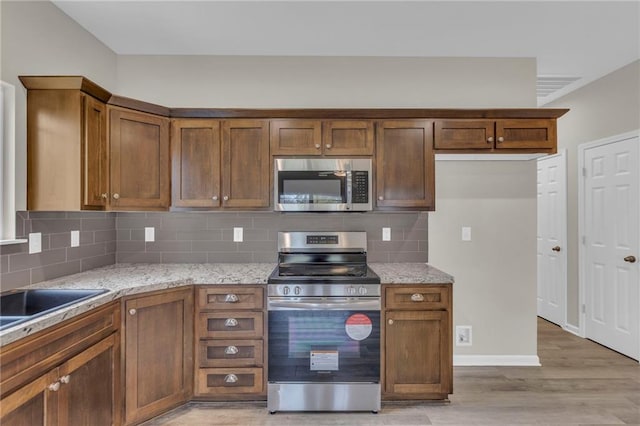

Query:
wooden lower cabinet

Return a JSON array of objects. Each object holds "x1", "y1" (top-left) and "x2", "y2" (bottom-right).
[
  {"x1": 123, "y1": 287, "x2": 194, "y2": 425},
  {"x1": 383, "y1": 285, "x2": 452, "y2": 400},
  {"x1": 0, "y1": 309, "x2": 120, "y2": 426},
  {"x1": 194, "y1": 286, "x2": 266, "y2": 400}
]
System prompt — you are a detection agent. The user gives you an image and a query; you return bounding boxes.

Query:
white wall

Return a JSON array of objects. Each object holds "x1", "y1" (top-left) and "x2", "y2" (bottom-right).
[
  {"x1": 546, "y1": 60, "x2": 640, "y2": 327},
  {"x1": 1, "y1": 0, "x2": 541, "y2": 360},
  {"x1": 0, "y1": 0, "x2": 117, "y2": 210}
]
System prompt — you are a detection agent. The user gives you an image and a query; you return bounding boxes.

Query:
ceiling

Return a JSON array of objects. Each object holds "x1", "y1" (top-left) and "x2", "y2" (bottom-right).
[{"x1": 51, "y1": 1, "x2": 640, "y2": 105}]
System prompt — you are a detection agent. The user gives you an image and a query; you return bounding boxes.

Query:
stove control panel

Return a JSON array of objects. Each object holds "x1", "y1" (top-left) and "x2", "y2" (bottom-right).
[{"x1": 268, "y1": 284, "x2": 380, "y2": 297}]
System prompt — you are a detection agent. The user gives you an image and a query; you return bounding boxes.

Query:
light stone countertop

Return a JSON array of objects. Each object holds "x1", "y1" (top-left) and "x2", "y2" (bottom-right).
[{"x1": 0, "y1": 262, "x2": 452, "y2": 346}]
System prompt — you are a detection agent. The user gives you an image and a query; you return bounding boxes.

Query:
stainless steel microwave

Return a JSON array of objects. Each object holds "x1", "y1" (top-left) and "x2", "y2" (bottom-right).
[{"x1": 274, "y1": 158, "x2": 373, "y2": 211}]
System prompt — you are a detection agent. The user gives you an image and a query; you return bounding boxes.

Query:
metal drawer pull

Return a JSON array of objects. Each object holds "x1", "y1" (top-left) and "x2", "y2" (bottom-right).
[
  {"x1": 48, "y1": 381, "x2": 60, "y2": 392},
  {"x1": 224, "y1": 318, "x2": 238, "y2": 327},
  {"x1": 624, "y1": 255, "x2": 636, "y2": 263},
  {"x1": 59, "y1": 375, "x2": 71, "y2": 384},
  {"x1": 224, "y1": 293, "x2": 239, "y2": 303},
  {"x1": 225, "y1": 345, "x2": 239, "y2": 355},
  {"x1": 411, "y1": 293, "x2": 425, "y2": 302},
  {"x1": 224, "y1": 374, "x2": 238, "y2": 384}
]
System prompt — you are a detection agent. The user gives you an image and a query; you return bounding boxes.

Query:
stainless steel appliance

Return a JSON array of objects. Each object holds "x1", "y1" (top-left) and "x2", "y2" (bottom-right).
[
  {"x1": 267, "y1": 231, "x2": 381, "y2": 413},
  {"x1": 273, "y1": 158, "x2": 372, "y2": 212}
]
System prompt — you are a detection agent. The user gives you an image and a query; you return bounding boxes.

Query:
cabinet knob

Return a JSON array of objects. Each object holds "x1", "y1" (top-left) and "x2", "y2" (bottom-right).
[
  {"x1": 325, "y1": 144, "x2": 332, "y2": 149},
  {"x1": 315, "y1": 144, "x2": 321, "y2": 149},
  {"x1": 224, "y1": 293, "x2": 239, "y2": 303},
  {"x1": 223, "y1": 196, "x2": 229, "y2": 201},
  {"x1": 388, "y1": 319, "x2": 394, "y2": 325},
  {"x1": 59, "y1": 375, "x2": 71, "y2": 384},
  {"x1": 48, "y1": 381, "x2": 61, "y2": 392},
  {"x1": 224, "y1": 318, "x2": 238, "y2": 327},
  {"x1": 101, "y1": 193, "x2": 108, "y2": 200},
  {"x1": 129, "y1": 308, "x2": 137, "y2": 316},
  {"x1": 487, "y1": 136, "x2": 494, "y2": 143},
  {"x1": 497, "y1": 136, "x2": 505, "y2": 143},
  {"x1": 225, "y1": 345, "x2": 239, "y2": 355},
  {"x1": 112, "y1": 193, "x2": 120, "y2": 200},
  {"x1": 624, "y1": 255, "x2": 637, "y2": 263},
  {"x1": 552, "y1": 246, "x2": 561, "y2": 252},
  {"x1": 212, "y1": 195, "x2": 218, "y2": 201},
  {"x1": 378, "y1": 196, "x2": 384, "y2": 201},
  {"x1": 224, "y1": 374, "x2": 238, "y2": 384},
  {"x1": 411, "y1": 293, "x2": 425, "y2": 302}
]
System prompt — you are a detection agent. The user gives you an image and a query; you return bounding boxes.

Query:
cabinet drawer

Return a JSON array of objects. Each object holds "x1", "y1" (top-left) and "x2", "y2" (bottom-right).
[
  {"x1": 198, "y1": 312, "x2": 264, "y2": 339},
  {"x1": 198, "y1": 287, "x2": 264, "y2": 311},
  {"x1": 385, "y1": 286, "x2": 450, "y2": 311},
  {"x1": 198, "y1": 339, "x2": 263, "y2": 367},
  {"x1": 196, "y1": 367, "x2": 264, "y2": 395}
]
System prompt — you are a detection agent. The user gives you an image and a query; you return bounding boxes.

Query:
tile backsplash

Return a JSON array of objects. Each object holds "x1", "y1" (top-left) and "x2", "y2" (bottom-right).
[{"x1": 1, "y1": 211, "x2": 427, "y2": 291}]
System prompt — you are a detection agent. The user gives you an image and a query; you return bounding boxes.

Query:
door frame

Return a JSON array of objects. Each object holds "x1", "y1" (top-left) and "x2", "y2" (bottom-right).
[
  {"x1": 578, "y1": 130, "x2": 640, "y2": 345},
  {"x1": 537, "y1": 149, "x2": 568, "y2": 328}
]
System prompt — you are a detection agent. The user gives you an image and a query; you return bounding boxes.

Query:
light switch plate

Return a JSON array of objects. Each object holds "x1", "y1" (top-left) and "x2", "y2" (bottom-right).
[
  {"x1": 382, "y1": 227, "x2": 391, "y2": 241},
  {"x1": 70, "y1": 230, "x2": 80, "y2": 247},
  {"x1": 233, "y1": 227, "x2": 243, "y2": 242},
  {"x1": 29, "y1": 232, "x2": 42, "y2": 254},
  {"x1": 461, "y1": 226, "x2": 472, "y2": 241},
  {"x1": 145, "y1": 227, "x2": 155, "y2": 242}
]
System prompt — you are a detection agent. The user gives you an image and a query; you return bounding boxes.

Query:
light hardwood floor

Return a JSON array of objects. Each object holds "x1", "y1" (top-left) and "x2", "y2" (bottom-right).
[{"x1": 144, "y1": 318, "x2": 640, "y2": 425}]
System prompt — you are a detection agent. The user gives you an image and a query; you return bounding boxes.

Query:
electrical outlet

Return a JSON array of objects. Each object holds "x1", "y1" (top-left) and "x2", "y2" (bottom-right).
[
  {"x1": 382, "y1": 227, "x2": 391, "y2": 241},
  {"x1": 461, "y1": 226, "x2": 472, "y2": 241},
  {"x1": 70, "y1": 230, "x2": 80, "y2": 247},
  {"x1": 455, "y1": 325, "x2": 472, "y2": 346},
  {"x1": 29, "y1": 232, "x2": 42, "y2": 254},
  {"x1": 233, "y1": 227, "x2": 243, "y2": 242},
  {"x1": 145, "y1": 227, "x2": 155, "y2": 242}
]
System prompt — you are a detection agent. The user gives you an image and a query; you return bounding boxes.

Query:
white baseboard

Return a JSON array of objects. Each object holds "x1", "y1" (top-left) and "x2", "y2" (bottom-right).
[
  {"x1": 562, "y1": 323, "x2": 582, "y2": 337},
  {"x1": 454, "y1": 355, "x2": 541, "y2": 366}
]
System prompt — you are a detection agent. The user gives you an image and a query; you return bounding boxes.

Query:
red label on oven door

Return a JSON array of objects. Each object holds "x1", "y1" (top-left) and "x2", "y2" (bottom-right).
[{"x1": 345, "y1": 313, "x2": 373, "y2": 341}]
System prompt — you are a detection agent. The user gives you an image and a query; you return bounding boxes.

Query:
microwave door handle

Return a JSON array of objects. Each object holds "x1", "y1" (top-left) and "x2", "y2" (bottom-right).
[{"x1": 346, "y1": 170, "x2": 353, "y2": 209}]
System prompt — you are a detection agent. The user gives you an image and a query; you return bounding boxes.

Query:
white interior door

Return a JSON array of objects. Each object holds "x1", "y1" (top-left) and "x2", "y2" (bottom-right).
[
  {"x1": 582, "y1": 134, "x2": 639, "y2": 360},
  {"x1": 537, "y1": 151, "x2": 567, "y2": 326}
]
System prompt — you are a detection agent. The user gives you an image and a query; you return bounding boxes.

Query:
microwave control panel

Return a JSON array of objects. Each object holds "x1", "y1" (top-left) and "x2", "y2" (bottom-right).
[{"x1": 352, "y1": 171, "x2": 369, "y2": 204}]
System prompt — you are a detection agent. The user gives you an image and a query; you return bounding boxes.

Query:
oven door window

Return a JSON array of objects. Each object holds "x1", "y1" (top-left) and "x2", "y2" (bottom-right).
[
  {"x1": 278, "y1": 171, "x2": 347, "y2": 204},
  {"x1": 268, "y1": 310, "x2": 380, "y2": 383}
]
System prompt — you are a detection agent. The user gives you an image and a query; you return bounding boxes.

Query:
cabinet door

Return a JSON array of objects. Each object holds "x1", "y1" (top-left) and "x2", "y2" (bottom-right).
[
  {"x1": 82, "y1": 95, "x2": 108, "y2": 210},
  {"x1": 375, "y1": 120, "x2": 435, "y2": 210},
  {"x1": 270, "y1": 119, "x2": 322, "y2": 155},
  {"x1": 384, "y1": 310, "x2": 451, "y2": 396},
  {"x1": 496, "y1": 119, "x2": 557, "y2": 151},
  {"x1": 221, "y1": 120, "x2": 270, "y2": 208},
  {"x1": 57, "y1": 334, "x2": 119, "y2": 426},
  {"x1": 171, "y1": 119, "x2": 222, "y2": 208},
  {"x1": 434, "y1": 119, "x2": 494, "y2": 150},
  {"x1": 124, "y1": 288, "x2": 194, "y2": 425},
  {"x1": 0, "y1": 370, "x2": 58, "y2": 426},
  {"x1": 322, "y1": 120, "x2": 374, "y2": 156},
  {"x1": 109, "y1": 107, "x2": 170, "y2": 210}
]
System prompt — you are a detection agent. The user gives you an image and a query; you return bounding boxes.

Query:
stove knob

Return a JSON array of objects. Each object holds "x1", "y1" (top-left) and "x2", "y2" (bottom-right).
[
  {"x1": 294, "y1": 286, "x2": 302, "y2": 295},
  {"x1": 282, "y1": 286, "x2": 290, "y2": 295},
  {"x1": 358, "y1": 286, "x2": 368, "y2": 295},
  {"x1": 347, "y1": 286, "x2": 356, "y2": 295}
]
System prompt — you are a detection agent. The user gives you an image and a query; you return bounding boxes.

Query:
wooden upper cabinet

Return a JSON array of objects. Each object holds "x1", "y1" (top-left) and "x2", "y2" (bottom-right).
[
  {"x1": 82, "y1": 94, "x2": 108, "y2": 209},
  {"x1": 323, "y1": 120, "x2": 374, "y2": 156},
  {"x1": 109, "y1": 107, "x2": 170, "y2": 210},
  {"x1": 270, "y1": 119, "x2": 374, "y2": 156},
  {"x1": 496, "y1": 119, "x2": 556, "y2": 150},
  {"x1": 171, "y1": 119, "x2": 222, "y2": 208},
  {"x1": 222, "y1": 120, "x2": 270, "y2": 208},
  {"x1": 270, "y1": 120, "x2": 322, "y2": 155},
  {"x1": 375, "y1": 120, "x2": 435, "y2": 210},
  {"x1": 435, "y1": 118, "x2": 557, "y2": 153}
]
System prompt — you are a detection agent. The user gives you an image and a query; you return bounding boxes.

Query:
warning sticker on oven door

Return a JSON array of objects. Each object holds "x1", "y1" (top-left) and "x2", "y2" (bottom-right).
[
  {"x1": 345, "y1": 313, "x2": 373, "y2": 341},
  {"x1": 310, "y1": 350, "x2": 339, "y2": 371}
]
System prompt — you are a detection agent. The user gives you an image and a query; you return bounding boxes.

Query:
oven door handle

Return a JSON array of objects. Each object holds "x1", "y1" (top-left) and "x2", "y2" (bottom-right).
[{"x1": 268, "y1": 297, "x2": 380, "y2": 311}]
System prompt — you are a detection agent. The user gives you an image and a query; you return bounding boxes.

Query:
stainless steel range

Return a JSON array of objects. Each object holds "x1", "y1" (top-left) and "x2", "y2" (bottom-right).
[{"x1": 267, "y1": 231, "x2": 381, "y2": 414}]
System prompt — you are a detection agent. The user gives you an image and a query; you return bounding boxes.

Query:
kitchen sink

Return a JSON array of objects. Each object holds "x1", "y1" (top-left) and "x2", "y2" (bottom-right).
[{"x1": 0, "y1": 288, "x2": 108, "y2": 331}]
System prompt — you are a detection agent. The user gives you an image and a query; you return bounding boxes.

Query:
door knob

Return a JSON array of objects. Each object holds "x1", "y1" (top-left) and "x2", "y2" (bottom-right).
[
  {"x1": 552, "y1": 246, "x2": 561, "y2": 252},
  {"x1": 388, "y1": 319, "x2": 394, "y2": 325},
  {"x1": 112, "y1": 193, "x2": 120, "y2": 200},
  {"x1": 129, "y1": 308, "x2": 137, "y2": 316},
  {"x1": 624, "y1": 255, "x2": 637, "y2": 263},
  {"x1": 223, "y1": 196, "x2": 229, "y2": 201},
  {"x1": 212, "y1": 195, "x2": 218, "y2": 201},
  {"x1": 101, "y1": 193, "x2": 108, "y2": 200},
  {"x1": 497, "y1": 136, "x2": 505, "y2": 143},
  {"x1": 487, "y1": 136, "x2": 494, "y2": 143},
  {"x1": 325, "y1": 144, "x2": 332, "y2": 149},
  {"x1": 315, "y1": 144, "x2": 321, "y2": 149},
  {"x1": 48, "y1": 381, "x2": 61, "y2": 392},
  {"x1": 59, "y1": 375, "x2": 71, "y2": 384},
  {"x1": 378, "y1": 196, "x2": 384, "y2": 201}
]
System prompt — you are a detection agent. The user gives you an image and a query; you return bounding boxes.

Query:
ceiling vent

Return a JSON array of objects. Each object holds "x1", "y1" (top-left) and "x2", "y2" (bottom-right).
[{"x1": 536, "y1": 75, "x2": 581, "y2": 98}]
